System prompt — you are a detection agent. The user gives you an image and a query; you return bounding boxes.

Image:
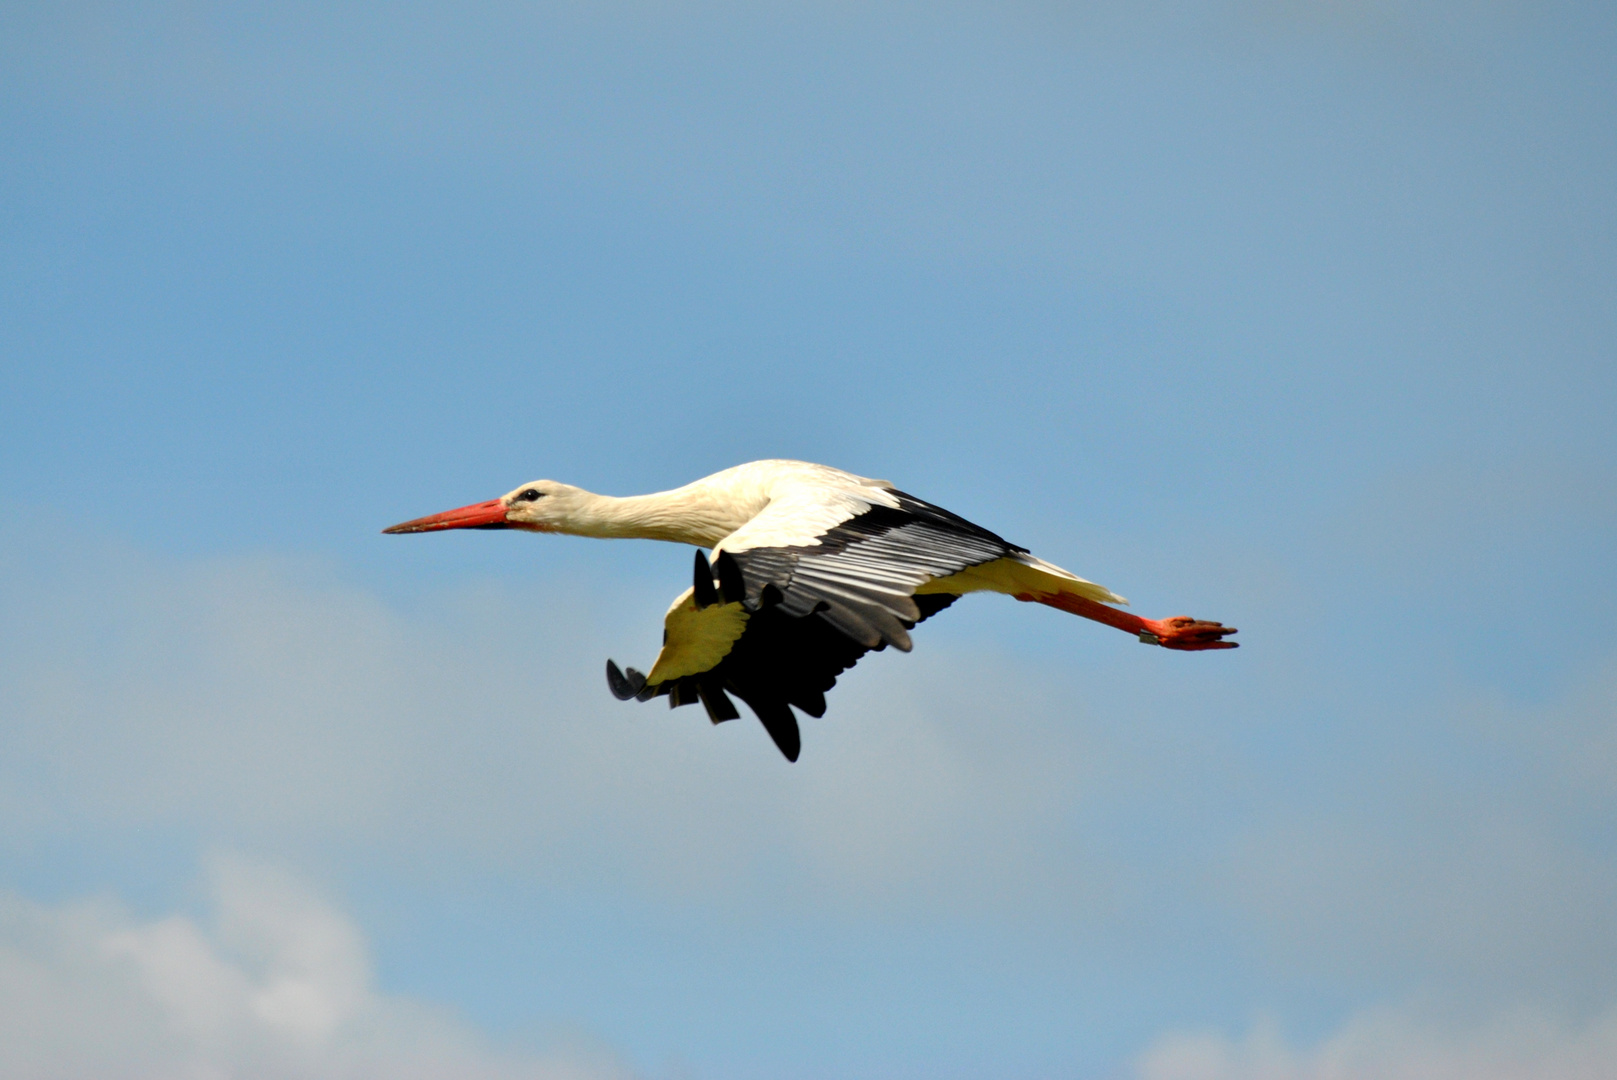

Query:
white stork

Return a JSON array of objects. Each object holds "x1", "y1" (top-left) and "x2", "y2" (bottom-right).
[{"x1": 384, "y1": 460, "x2": 1236, "y2": 761}]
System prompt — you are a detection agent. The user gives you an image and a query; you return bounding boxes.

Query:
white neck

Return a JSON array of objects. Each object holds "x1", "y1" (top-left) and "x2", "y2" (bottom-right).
[{"x1": 555, "y1": 488, "x2": 748, "y2": 547}]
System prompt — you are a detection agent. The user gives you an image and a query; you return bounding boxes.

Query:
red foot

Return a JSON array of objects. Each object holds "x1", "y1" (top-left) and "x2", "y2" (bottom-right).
[
  {"x1": 1019, "y1": 592, "x2": 1239, "y2": 650},
  {"x1": 1137, "y1": 615, "x2": 1239, "y2": 651}
]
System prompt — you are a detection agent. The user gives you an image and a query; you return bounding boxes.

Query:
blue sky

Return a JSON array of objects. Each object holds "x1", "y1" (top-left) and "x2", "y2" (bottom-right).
[{"x1": 1, "y1": 3, "x2": 1614, "y2": 1078}]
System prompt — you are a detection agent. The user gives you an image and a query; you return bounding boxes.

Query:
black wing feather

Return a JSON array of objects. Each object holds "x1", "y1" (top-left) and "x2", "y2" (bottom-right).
[{"x1": 725, "y1": 490, "x2": 1018, "y2": 650}]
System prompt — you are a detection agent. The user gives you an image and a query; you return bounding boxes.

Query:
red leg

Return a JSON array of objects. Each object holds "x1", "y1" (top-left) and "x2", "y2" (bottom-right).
[{"x1": 1017, "y1": 592, "x2": 1238, "y2": 651}]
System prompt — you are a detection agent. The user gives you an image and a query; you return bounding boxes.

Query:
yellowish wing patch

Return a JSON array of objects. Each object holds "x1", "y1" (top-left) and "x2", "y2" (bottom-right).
[
  {"x1": 646, "y1": 586, "x2": 751, "y2": 684},
  {"x1": 915, "y1": 555, "x2": 1127, "y2": 606}
]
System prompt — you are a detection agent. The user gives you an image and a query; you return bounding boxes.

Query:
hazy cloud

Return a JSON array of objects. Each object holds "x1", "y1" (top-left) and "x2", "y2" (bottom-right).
[
  {"x1": 1136, "y1": 1001, "x2": 1617, "y2": 1080},
  {"x1": 0, "y1": 852, "x2": 629, "y2": 1080}
]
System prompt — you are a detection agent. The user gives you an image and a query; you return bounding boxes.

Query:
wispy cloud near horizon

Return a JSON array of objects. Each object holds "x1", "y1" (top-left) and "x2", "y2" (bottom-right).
[
  {"x1": 0, "y1": 852, "x2": 631, "y2": 1080},
  {"x1": 1136, "y1": 1002, "x2": 1617, "y2": 1080}
]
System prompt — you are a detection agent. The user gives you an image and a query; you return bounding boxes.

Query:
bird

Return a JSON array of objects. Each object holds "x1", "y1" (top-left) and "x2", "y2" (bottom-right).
[{"x1": 384, "y1": 459, "x2": 1236, "y2": 761}]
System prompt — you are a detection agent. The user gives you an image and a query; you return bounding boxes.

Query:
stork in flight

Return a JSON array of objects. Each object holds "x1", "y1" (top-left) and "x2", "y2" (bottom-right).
[{"x1": 384, "y1": 460, "x2": 1236, "y2": 761}]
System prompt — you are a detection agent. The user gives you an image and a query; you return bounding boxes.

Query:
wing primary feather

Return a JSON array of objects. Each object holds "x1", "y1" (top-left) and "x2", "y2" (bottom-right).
[
  {"x1": 606, "y1": 660, "x2": 645, "y2": 701},
  {"x1": 691, "y1": 550, "x2": 719, "y2": 609},
  {"x1": 748, "y1": 698, "x2": 801, "y2": 762},
  {"x1": 790, "y1": 688, "x2": 827, "y2": 718},
  {"x1": 697, "y1": 681, "x2": 741, "y2": 724},
  {"x1": 715, "y1": 550, "x2": 747, "y2": 605}
]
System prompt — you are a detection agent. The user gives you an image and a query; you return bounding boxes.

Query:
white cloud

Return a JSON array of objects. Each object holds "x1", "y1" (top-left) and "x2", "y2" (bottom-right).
[
  {"x1": 1135, "y1": 1002, "x2": 1617, "y2": 1080},
  {"x1": 0, "y1": 853, "x2": 630, "y2": 1080}
]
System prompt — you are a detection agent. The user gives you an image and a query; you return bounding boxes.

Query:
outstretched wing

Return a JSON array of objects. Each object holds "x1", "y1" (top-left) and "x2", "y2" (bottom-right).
[
  {"x1": 714, "y1": 487, "x2": 1069, "y2": 650},
  {"x1": 606, "y1": 488, "x2": 1055, "y2": 760},
  {"x1": 604, "y1": 482, "x2": 1207, "y2": 761},
  {"x1": 606, "y1": 489, "x2": 1126, "y2": 760}
]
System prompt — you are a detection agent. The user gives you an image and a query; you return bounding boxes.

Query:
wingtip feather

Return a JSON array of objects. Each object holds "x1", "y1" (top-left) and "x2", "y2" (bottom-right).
[{"x1": 605, "y1": 659, "x2": 646, "y2": 700}]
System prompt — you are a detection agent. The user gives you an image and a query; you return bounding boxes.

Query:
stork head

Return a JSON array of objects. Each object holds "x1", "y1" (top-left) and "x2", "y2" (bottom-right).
[{"x1": 383, "y1": 480, "x2": 583, "y2": 534}]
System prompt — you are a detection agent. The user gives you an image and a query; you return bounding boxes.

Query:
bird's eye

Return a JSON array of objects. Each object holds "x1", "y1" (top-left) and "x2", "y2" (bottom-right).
[{"x1": 516, "y1": 488, "x2": 544, "y2": 502}]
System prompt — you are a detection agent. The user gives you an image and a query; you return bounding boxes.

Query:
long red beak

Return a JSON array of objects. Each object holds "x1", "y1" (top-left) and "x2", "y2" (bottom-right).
[{"x1": 383, "y1": 498, "x2": 510, "y2": 534}]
